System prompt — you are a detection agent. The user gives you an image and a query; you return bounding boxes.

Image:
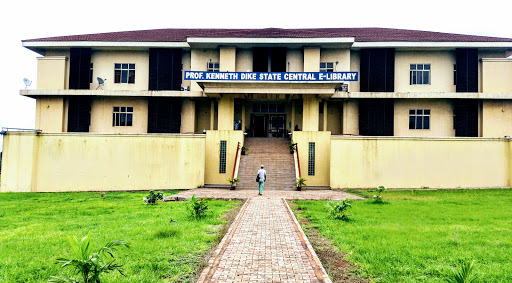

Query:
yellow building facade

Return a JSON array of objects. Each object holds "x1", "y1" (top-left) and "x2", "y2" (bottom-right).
[{"x1": 3, "y1": 28, "x2": 512, "y2": 192}]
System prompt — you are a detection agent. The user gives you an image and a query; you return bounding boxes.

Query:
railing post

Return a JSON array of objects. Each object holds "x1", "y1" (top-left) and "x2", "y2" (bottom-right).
[
  {"x1": 232, "y1": 142, "x2": 241, "y2": 179},
  {"x1": 296, "y1": 144, "x2": 301, "y2": 178}
]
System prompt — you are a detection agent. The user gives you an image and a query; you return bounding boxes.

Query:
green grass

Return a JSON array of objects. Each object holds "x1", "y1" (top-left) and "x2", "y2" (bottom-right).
[
  {"x1": 294, "y1": 189, "x2": 512, "y2": 282},
  {"x1": 0, "y1": 191, "x2": 241, "y2": 282}
]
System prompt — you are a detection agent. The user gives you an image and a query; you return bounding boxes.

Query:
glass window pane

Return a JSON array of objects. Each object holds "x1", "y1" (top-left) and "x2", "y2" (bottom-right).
[
  {"x1": 424, "y1": 116, "x2": 430, "y2": 129},
  {"x1": 410, "y1": 64, "x2": 416, "y2": 70},
  {"x1": 327, "y1": 62, "x2": 333, "y2": 68},
  {"x1": 129, "y1": 64, "x2": 135, "y2": 69},
  {"x1": 127, "y1": 114, "x2": 133, "y2": 126},
  {"x1": 128, "y1": 70, "x2": 135, "y2": 83},
  {"x1": 253, "y1": 103, "x2": 260, "y2": 112},
  {"x1": 114, "y1": 70, "x2": 121, "y2": 83},
  {"x1": 423, "y1": 71, "x2": 429, "y2": 84},
  {"x1": 113, "y1": 106, "x2": 119, "y2": 112},
  {"x1": 409, "y1": 116, "x2": 415, "y2": 129},
  {"x1": 121, "y1": 113, "x2": 126, "y2": 125},
  {"x1": 424, "y1": 109, "x2": 430, "y2": 115},
  {"x1": 115, "y1": 113, "x2": 120, "y2": 126},
  {"x1": 127, "y1": 107, "x2": 133, "y2": 112},
  {"x1": 277, "y1": 104, "x2": 284, "y2": 112},
  {"x1": 320, "y1": 63, "x2": 325, "y2": 68},
  {"x1": 115, "y1": 63, "x2": 121, "y2": 69},
  {"x1": 121, "y1": 107, "x2": 126, "y2": 112},
  {"x1": 112, "y1": 113, "x2": 116, "y2": 126},
  {"x1": 121, "y1": 70, "x2": 128, "y2": 83},
  {"x1": 417, "y1": 72, "x2": 423, "y2": 84},
  {"x1": 417, "y1": 109, "x2": 423, "y2": 115},
  {"x1": 424, "y1": 64, "x2": 430, "y2": 70},
  {"x1": 122, "y1": 64, "x2": 128, "y2": 69},
  {"x1": 409, "y1": 109, "x2": 415, "y2": 115},
  {"x1": 418, "y1": 65, "x2": 424, "y2": 70},
  {"x1": 412, "y1": 72, "x2": 417, "y2": 84},
  {"x1": 416, "y1": 116, "x2": 423, "y2": 129}
]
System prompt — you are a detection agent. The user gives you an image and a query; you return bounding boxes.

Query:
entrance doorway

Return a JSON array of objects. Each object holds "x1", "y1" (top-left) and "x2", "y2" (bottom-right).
[{"x1": 250, "y1": 114, "x2": 287, "y2": 137}]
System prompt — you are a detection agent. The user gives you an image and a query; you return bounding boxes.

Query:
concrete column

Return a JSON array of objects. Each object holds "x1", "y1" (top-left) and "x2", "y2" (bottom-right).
[
  {"x1": 218, "y1": 96, "x2": 235, "y2": 130},
  {"x1": 342, "y1": 99, "x2": 359, "y2": 135},
  {"x1": 180, "y1": 99, "x2": 196, "y2": 133},
  {"x1": 210, "y1": 100, "x2": 215, "y2": 130},
  {"x1": 241, "y1": 102, "x2": 246, "y2": 131},
  {"x1": 291, "y1": 100, "x2": 296, "y2": 131},
  {"x1": 303, "y1": 47, "x2": 320, "y2": 72},
  {"x1": 35, "y1": 96, "x2": 65, "y2": 132},
  {"x1": 220, "y1": 47, "x2": 236, "y2": 72},
  {"x1": 323, "y1": 100, "x2": 328, "y2": 131},
  {"x1": 302, "y1": 95, "x2": 319, "y2": 131}
]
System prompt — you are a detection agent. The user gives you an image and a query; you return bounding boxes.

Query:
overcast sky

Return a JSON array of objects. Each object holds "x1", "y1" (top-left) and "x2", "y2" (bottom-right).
[{"x1": 1, "y1": 0, "x2": 512, "y2": 150}]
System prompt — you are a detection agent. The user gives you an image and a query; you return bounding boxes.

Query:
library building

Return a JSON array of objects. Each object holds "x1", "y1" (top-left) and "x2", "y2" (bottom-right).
[{"x1": 2, "y1": 27, "x2": 512, "y2": 192}]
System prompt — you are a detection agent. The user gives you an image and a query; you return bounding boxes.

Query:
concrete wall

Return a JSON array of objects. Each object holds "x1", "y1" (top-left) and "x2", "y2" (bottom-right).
[
  {"x1": 90, "y1": 96, "x2": 148, "y2": 134},
  {"x1": 36, "y1": 97, "x2": 66, "y2": 132},
  {"x1": 394, "y1": 99, "x2": 455, "y2": 137},
  {"x1": 90, "y1": 51, "x2": 150, "y2": 91},
  {"x1": 304, "y1": 48, "x2": 320, "y2": 72},
  {"x1": 190, "y1": 49, "x2": 219, "y2": 91},
  {"x1": 292, "y1": 131, "x2": 331, "y2": 186},
  {"x1": 204, "y1": 130, "x2": 244, "y2": 185},
  {"x1": 37, "y1": 56, "x2": 67, "y2": 90},
  {"x1": 482, "y1": 59, "x2": 512, "y2": 93},
  {"x1": 482, "y1": 100, "x2": 512, "y2": 137},
  {"x1": 331, "y1": 136, "x2": 512, "y2": 189},
  {"x1": 0, "y1": 132, "x2": 205, "y2": 192}
]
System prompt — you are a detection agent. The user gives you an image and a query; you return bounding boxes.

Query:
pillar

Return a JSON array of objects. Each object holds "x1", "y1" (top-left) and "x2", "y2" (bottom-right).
[
  {"x1": 303, "y1": 47, "x2": 320, "y2": 72},
  {"x1": 210, "y1": 100, "x2": 215, "y2": 130},
  {"x1": 342, "y1": 99, "x2": 359, "y2": 135},
  {"x1": 220, "y1": 47, "x2": 236, "y2": 72},
  {"x1": 180, "y1": 98, "x2": 196, "y2": 133},
  {"x1": 218, "y1": 96, "x2": 235, "y2": 131},
  {"x1": 302, "y1": 95, "x2": 319, "y2": 131},
  {"x1": 323, "y1": 100, "x2": 328, "y2": 131},
  {"x1": 291, "y1": 100, "x2": 296, "y2": 131}
]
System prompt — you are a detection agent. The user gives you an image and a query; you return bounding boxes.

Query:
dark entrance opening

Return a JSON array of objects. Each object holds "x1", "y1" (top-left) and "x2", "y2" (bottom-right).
[
  {"x1": 67, "y1": 96, "x2": 91, "y2": 132},
  {"x1": 454, "y1": 99, "x2": 479, "y2": 137},
  {"x1": 253, "y1": 47, "x2": 287, "y2": 72},
  {"x1": 147, "y1": 97, "x2": 181, "y2": 133},
  {"x1": 359, "y1": 99, "x2": 394, "y2": 136},
  {"x1": 250, "y1": 114, "x2": 286, "y2": 137}
]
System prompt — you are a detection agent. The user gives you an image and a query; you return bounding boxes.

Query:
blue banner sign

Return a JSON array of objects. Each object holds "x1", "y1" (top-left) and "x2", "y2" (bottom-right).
[{"x1": 184, "y1": 71, "x2": 358, "y2": 82}]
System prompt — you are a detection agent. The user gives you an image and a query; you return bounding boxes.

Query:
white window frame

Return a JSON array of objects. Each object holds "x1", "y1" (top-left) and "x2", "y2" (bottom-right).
[
  {"x1": 113, "y1": 106, "x2": 133, "y2": 127},
  {"x1": 409, "y1": 109, "x2": 430, "y2": 130},
  {"x1": 410, "y1": 64, "x2": 431, "y2": 85},
  {"x1": 114, "y1": 63, "x2": 136, "y2": 84},
  {"x1": 320, "y1": 62, "x2": 334, "y2": 72},
  {"x1": 207, "y1": 62, "x2": 220, "y2": 72}
]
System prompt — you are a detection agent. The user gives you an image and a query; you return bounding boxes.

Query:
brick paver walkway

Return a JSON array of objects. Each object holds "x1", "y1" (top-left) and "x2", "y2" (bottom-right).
[{"x1": 197, "y1": 196, "x2": 332, "y2": 283}]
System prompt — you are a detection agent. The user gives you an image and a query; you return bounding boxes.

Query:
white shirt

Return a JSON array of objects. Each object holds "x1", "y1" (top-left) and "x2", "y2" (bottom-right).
[{"x1": 257, "y1": 169, "x2": 266, "y2": 181}]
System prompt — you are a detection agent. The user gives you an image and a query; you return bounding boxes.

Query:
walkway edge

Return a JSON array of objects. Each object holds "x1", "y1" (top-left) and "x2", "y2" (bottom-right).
[
  {"x1": 283, "y1": 199, "x2": 333, "y2": 283},
  {"x1": 196, "y1": 198, "x2": 251, "y2": 283}
]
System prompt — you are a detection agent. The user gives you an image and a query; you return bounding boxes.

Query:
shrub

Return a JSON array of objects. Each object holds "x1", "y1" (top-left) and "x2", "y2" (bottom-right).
[
  {"x1": 373, "y1": 185, "x2": 386, "y2": 203},
  {"x1": 143, "y1": 190, "x2": 163, "y2": 205},
  {"x1": 327, "y1": 199, "x2": 352, "y2": 220},
  {"x1": 187, "y1": 194, "x2": 209, "y2": 219},
  {"x1": 49, "y1": 235, "x2": 129, "y2": 283},
  {"x1": 227, "y1": 177, "x2": 240, "y2": 185},
  {"x1": 295, "y1": 177, "x2": 307, "y2": 188},
  {"x1": 447, "y1": 260, "x2": 479, "y2": 283}
]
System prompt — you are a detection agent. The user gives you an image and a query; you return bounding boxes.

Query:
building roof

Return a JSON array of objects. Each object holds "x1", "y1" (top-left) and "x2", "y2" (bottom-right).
[{"x1": 22, "y1": 27, "x2": 512, "y2": 43}]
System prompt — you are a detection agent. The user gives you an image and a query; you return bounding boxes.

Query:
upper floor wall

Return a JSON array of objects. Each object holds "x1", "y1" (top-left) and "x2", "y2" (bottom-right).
[{"x1": 35, "y1": 47, "x2": 511, "y2": 94}]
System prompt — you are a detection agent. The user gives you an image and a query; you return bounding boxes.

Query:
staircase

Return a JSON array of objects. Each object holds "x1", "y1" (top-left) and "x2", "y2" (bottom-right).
[{"x1": 237, "y1": 138, "x2": 296, "y2": 190}]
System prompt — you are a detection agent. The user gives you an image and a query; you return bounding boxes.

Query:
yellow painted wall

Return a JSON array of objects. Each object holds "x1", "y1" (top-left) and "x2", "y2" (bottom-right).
[
  {"x1": 482, "y1": 60, "x2": 512, "y2": 93},
  {"x1": 482, "y1": 100, "x2": 512, "y2": 137},
  {"x1": 204, "y1": 130, "x2": 244, "y2": 185},
  {"x1": 196, "y1": 99, "x2": 212, "y2": 131},
  {"x1": 302, "y1": 95, "x2": 319, "y2": 131},
  {"x1": 181, "y1": 99, "x2": 196, "y2": 133},
  {"x1": 182, "y1": 50, "x2": 191, "y2": 88},
  {"x1": 235, "y1": 49, "x2": 252, "y2": 72},
  {"x1": 220, "y1": 47, "x2": 236, "y2": 72},
  {"x1": 190, "y1": 49, "x2": 219, "y2": 91},
  {"x1": 479, "y1": 51, "x2": 506, "y2": 92},
  {"x1": 0, "y1": 132, "x2": 205, "y2": 192},
  {"x1": 287, "y1": 49, "x2": 304, "y2": 72},
  {"x1": 295, "y1": 100, "x2": 303, "y2": 131},
  {"x1": 90, "y1": 96, "x2": 148, "y2": 134},
  {"x1": 394, "y1": 99, "x2": 455, "y2": 137},
  {"x1": 349, "y1": 51, "x2": 360, "y2": 92},
  {"x1": 303, "y1": 48, "x2": 320, "y2": 72},
  {"x1": 326, "y1": 101, "x2": 342, "y2": 134},
  {"x1": 331, "y1": 136, "x2": 511, "y2": 189},
  {"x1": 90, "y1": 51, "x2": 149, "y2": 91},
  {"x1": 37, "y1": 57, "x2": 67, "y2": 90},
  {"x1": 395, "y1": 51, "x2": 456, "y2": 93},
  {"x1": 218, "y1": 96, "x2": 234, "y2": 130},
  {"x1": 45, "y1": 50, "x2": 70, "y2": 89},
  {"x1": 35, "y1": 96, "x2": 65, "y2": 132},
  {"x1": 292, "y1": 131, "x2": 331, "y2": 186},
  {"x1": 342, "y1": 99, "x2": 358, "y2": 135},
  {"x1": 320, "y1": 49, "x2": 350, "y2": 72}
]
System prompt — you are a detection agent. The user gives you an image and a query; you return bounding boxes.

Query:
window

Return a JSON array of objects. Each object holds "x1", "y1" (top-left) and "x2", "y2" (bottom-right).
[
  {"x1": 114, "y1": 63, "x2": 135, "y2": 84},
  {"x1": 219, "y1": 140, "x2": 227, "y2": 173},
  {"x1": 207, "y1": 62, "x2": 220, "y2": 72},
  {"x1": 409, "y1": 109, "x2": 430, "y2": 130},
  {"x1": 308, "y1": 142, "x2": 315, "y2": 176},
  {"x1": 113, "y1": 106, "x2": 133, "y2": 127},
  {"x1": 410, "y1": 64, "x2": 430, "y2": 85},
  {"x1": 252, "y1": 103, "x2": 285, "y2": 113},
  {"x1": 89, "y1": 63, "x2": 93, "y2": 84},
  {"x1": 320, "y1": 62, "x2": 334, "y2": 72}
]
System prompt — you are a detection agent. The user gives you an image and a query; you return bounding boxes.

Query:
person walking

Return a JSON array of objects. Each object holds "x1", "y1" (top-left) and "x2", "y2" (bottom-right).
[{"x1": 257, "y1": 165, "x2": 266, "y2": 195}]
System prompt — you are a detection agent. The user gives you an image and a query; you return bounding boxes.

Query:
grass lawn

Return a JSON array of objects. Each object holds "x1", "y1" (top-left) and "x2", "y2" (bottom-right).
[
  {"x1": 293, "y1": 189, "x2": 512, "y2": 282},
  {"x1": 0, "y1": 191, "x2": 241, "y2": 282}
]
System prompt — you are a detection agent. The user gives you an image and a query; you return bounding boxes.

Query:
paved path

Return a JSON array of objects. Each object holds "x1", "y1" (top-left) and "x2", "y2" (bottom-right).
[
  {"x1": 165, "y1": 189, "x2": 363, "y2": 202},
  {"x1": 197, "y1": 196, "x2": 332, "y2": 282}
]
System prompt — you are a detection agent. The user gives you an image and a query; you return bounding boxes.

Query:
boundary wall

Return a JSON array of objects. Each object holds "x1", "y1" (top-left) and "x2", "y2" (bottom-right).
[
  {"x1": 331, "y1": 136, "x2": 512, "y2": 189},
  {"x1": 0, "y1": 132, "x2": 206, "y2": 192}
]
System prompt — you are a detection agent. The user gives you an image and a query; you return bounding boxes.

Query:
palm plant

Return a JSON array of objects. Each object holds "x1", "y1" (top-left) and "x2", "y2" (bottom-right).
[
  {"x1": 49, "y1": 235, "x2": 130, "y2": 283},
  {"x1": 447, "y1": 260, "x2": 479, "y2": 283}
]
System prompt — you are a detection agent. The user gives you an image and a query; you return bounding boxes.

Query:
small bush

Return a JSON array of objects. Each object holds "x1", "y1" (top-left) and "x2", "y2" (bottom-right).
[
  {"x1": 187, "y1": 194, "x2": 209, "y2": 219},
  {"x1": 327, "y1": 199, "x2": 352, "y2": 220},
  {"x1": 447, "y1": 260, "x2": 479, "y2": 283},
  {"x1": 373, "y1": 185, "x2": 386, "y2": 203},
  {"x1": 143, "y1": 190, "x2": 163, "y2": 205}
]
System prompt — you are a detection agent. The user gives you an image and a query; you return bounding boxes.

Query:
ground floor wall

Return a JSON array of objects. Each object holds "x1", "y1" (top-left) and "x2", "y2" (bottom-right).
[
  {"x1": 330, "y1": 136, "x2": 512, "y2": 189},
  {"x1": 0, "y1": 132, "x2": 205, "y2": 192}
]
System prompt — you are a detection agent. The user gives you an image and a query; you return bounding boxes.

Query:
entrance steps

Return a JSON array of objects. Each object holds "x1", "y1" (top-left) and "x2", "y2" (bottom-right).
[{"x1": 236, "y1": 138, "x2": 296, "y2": 190}]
